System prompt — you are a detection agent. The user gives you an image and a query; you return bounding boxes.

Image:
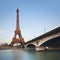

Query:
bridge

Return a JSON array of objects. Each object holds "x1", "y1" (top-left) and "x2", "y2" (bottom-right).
[{"x1": 23, "y1": 27, "x2": 60, "y2": 51}]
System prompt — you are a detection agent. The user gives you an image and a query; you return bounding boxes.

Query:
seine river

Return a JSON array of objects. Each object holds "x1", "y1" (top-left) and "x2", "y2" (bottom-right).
[{"x1": 0, "y1": 49, "x2": 60, "y2": 60}]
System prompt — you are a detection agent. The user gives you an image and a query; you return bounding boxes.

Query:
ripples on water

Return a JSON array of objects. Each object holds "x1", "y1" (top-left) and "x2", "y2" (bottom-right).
[{"x1": 0, "y1": 49, "x2": 60, "y2": 60}]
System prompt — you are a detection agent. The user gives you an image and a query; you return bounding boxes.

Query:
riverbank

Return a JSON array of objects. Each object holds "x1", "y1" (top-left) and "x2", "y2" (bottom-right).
[{"x1": 0, "y1": 46, "x2": 60, "y2": 52}]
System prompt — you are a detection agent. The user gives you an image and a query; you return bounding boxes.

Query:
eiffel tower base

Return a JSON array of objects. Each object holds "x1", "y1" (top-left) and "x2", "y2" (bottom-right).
[{"x1": 10, "y1": 37, "x2": 24, "y2": 47}]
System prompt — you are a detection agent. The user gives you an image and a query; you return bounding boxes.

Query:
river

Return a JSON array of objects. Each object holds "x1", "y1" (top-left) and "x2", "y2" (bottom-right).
[{"x1": 0, "y1": 49, "x2": 60, "y2": 60}]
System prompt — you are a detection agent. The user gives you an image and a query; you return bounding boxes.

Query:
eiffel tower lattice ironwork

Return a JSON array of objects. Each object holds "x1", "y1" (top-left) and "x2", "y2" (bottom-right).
[{"x1": 10, "y1": 9, "x2": 25, "y2": 46}]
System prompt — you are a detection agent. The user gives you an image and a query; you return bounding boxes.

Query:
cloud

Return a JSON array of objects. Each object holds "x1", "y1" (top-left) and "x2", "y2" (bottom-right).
[{"x1": 0, "y1": 29, "x2": 5, "y2": 34}]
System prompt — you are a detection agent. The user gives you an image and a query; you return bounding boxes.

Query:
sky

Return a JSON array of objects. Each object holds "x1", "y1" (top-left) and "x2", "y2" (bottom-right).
[{"x1": 0, "y1": 0, "x2": 60, "y2": 44}]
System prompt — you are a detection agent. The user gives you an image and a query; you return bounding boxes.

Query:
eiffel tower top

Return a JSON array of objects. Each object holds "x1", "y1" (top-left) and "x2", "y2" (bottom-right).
[
  {"x1": 16, "y1": 8, "x2": 20, "y2": 31},
  {"x1": 16, "y1": 8, "x2": 19, "y2": 12}
]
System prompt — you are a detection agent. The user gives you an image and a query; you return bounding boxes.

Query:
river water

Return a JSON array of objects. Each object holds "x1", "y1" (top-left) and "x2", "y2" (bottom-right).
[{"x1": 0, "y1": 49, "x2": 60, "y2": 60}]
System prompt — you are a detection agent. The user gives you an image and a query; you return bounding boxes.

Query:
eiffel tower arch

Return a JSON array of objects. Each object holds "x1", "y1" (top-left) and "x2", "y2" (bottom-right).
[{"x1": 10, "y1": 9, "x2": 25, "y2": 46}]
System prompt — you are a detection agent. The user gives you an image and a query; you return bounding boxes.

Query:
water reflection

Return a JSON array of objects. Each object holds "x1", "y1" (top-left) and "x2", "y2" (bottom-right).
[
  {"x1": 0, "y1": 49, "x2": 60, "y2": 60},
  {"x1": 12, "y1": 50, "x2": 22, "y2": 60}
]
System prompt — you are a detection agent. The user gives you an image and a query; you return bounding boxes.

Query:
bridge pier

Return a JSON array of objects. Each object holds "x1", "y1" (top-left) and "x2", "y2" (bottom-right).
[{"x1": 35, "y1": 46, "x2": 45, "y2": 51}]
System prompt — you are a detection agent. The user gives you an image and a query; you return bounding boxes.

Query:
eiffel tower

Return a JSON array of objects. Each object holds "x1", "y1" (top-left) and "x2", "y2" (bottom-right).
[{"x1": 10, "y1": 9, "x2": 25, "y2": 46}]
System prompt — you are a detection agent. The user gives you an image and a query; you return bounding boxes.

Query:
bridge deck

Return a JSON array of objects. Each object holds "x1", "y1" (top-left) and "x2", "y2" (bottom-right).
[{"x1": 25, "y1": 27, "x2": 60, "y2": 44}]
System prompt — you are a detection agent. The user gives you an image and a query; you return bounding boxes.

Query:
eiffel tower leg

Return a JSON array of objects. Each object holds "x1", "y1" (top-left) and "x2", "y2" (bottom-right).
[{"x1": 14, "y1": 31, "x2": 16, "y2": 38}]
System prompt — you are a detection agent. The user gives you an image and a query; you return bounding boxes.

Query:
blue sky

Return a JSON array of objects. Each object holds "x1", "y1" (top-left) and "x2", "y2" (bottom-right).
[{"x1": 0, "y1": 0, "x2": 60, "y2": 44}]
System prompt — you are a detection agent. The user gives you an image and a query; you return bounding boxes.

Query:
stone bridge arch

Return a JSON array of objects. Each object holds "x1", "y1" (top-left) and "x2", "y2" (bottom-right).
[
  {"x1": 26, "y1": 44, "x2": 36, "y2": 48},
  {"x1": 38, "y1": 33, "x2": 60, "y2": 46},
  {"x1": 40, "y1": 36, "x2": 60, "y2": 47},
  {"x1": 25, "y1": 43, "x2": 36, "y2": 48}
]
